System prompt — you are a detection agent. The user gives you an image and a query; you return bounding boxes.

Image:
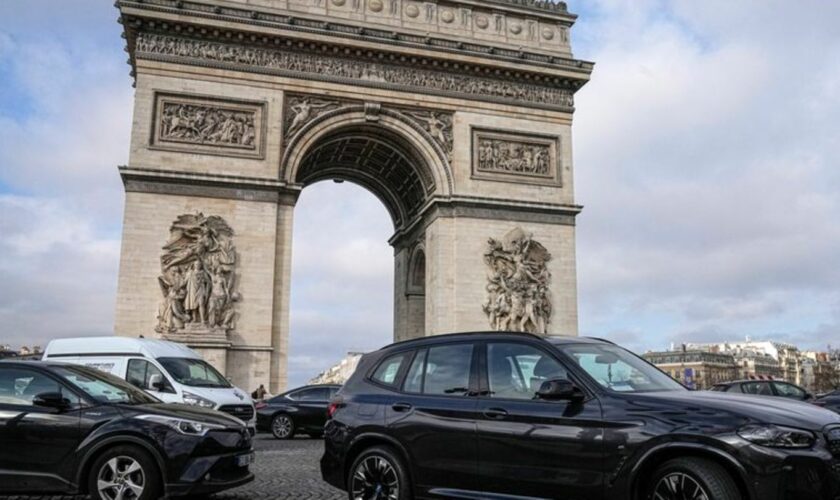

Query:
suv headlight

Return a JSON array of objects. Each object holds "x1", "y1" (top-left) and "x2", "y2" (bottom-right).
[
  {"x1": 135, "y1": 415, "x2": 225, "y2": 436},
  {"x1": 737, "y1": 424, "x2": 816, "y2": 449},
  {"x1": 182, "y1": 391, "x2": 216, "y2": 409}
]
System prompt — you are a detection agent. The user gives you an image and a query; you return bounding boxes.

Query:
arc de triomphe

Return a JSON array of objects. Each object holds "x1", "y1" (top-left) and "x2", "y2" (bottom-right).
[{"x1": 113, "y1": 0, "x2": 593, "y2": 392}]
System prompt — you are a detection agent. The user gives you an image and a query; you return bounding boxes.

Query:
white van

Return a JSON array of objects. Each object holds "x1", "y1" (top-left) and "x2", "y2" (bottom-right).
[{"x1": 43, "y1": 337, "x2": 256, "y2": 433}]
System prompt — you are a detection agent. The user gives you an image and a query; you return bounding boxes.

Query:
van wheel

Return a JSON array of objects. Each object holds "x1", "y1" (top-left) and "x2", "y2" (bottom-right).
[
  {"x1": 271, "y1": 414, "x2": 295, "y2": 439},
  {"x1": 88, "y1": 445, "x2": 161, "y2": 500},
  {"x1": 348, "y1": 445, "x2": 412, "y2": 500},
  {"x1": 647, "y1": 457, "x2": 740, "y2": 500}
]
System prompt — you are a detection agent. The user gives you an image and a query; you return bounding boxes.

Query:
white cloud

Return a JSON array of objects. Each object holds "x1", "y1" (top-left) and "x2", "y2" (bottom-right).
[{"x1": 569, "y1": 0, "x2": 840, "y2": 350}]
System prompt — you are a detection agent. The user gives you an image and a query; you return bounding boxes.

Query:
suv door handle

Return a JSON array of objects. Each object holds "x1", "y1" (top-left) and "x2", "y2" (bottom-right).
[
  {"x1": 392, "y1": 403, "x2": 412, "y2": 412},
  {"x1": 483, "y1": 407, "x2": 508, "y2": 419}
]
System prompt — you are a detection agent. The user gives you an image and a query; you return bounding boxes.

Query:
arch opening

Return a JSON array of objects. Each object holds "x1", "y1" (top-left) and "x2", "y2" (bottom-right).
[{"x1": 293, "y1": 125, "x2": 437, "y2": 231}]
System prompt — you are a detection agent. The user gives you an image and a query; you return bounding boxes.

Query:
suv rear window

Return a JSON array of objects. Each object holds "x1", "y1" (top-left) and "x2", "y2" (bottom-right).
[{"x1": 371, "y1": 353, "x2": 409, "y2": 386}]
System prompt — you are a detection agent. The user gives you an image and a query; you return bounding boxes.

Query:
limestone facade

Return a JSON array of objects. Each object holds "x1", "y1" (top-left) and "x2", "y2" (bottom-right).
[{"x1": 113, "y1": 0, "x2": 592, "y2": 392}]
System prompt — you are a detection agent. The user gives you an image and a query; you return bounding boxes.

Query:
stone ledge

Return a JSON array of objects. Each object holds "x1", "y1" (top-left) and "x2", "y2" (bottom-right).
[{"x1": 120, "y1": 166, "x2": 301, "y2": 204}]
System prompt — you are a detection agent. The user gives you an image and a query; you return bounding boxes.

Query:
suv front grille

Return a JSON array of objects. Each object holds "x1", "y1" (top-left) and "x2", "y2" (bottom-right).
[{"x1": 219, "y1": 404, "x2": 255, "y2": 422}]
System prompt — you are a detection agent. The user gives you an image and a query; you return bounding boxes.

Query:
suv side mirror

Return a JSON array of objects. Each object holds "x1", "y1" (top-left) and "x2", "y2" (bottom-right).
[
  {"x1": 148, "y1": 374, "x2": 165, "y2": 392},
  {"x1": 536, "y1": 378, "x2": 583, "y2": 401},
  {"x1": 33, "y1": 392, "x2": 70, "y2": 411}
]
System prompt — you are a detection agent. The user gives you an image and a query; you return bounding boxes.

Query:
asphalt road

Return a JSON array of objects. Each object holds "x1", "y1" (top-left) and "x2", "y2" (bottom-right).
[{"x1": 0, "y1": 435, "x2": 344, "y2": 500}]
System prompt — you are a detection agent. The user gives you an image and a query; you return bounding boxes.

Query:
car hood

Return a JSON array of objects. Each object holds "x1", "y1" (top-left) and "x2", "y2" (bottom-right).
[
  {"x1": 181, "y1": 386, "x2": 253, "y2": 406},
  {"x1": 123, "y1": 402, "x2": 247, "y2": 427},
  {"x1": 631, "y1": 390, "x2": 840, "y2": 430}
]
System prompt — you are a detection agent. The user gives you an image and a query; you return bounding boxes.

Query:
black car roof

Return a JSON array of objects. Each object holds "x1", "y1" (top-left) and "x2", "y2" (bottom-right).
[{"x1": 380, "y1": 331, "x2": 611, "y2": 351}]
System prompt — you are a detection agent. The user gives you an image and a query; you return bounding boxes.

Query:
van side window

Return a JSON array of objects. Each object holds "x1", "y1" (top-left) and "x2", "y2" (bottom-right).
[{"x1": 127, "y1": 359, "x2": 172, "y2": 393}]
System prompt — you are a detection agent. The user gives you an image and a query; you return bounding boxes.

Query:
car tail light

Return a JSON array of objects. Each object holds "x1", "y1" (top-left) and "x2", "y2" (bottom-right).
[
  {"x1": 327, "y1": 397, "x2": 343, "y2": 419},
  {"x1": 255, "y1": 402, "x2": 267, "y2": 410}
]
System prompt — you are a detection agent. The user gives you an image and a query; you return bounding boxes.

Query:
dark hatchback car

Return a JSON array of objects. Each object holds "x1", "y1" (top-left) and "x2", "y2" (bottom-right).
[
  {"x1": 816, "y1": 390, "x2": 840, "y2": 414},
  {"x1": 321, "y1": 332, "x2": 840, "y2": 500},
  {"x1": 256, "y1": 384, "x2": 341, "y2": 439},
  {"x1": 0, "y1": 361, "x2": 254, "y2": 499},
  {"x1": 711, "y1": 379, "x2": 815, "y2": 401}
]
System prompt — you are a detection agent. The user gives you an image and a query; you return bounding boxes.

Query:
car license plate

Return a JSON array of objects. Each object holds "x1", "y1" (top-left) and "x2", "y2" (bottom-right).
[{"x1": 236, "y1": 452, "x2": 254, "y2": 467}]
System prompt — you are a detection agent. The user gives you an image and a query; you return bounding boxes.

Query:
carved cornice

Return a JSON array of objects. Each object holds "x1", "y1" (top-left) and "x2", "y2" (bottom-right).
[
  {"x1": 132, "y1": 32, "x2": 576, "y2": 111},
  {"x1": 117, "y1": 0, "x2": 593, "y2": 81}
]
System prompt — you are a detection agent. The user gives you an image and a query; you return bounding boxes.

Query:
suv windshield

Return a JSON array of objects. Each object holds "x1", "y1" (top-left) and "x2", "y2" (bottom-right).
[
  {"x1": 53, "y1": 365, "x2": 159, "y2": 405},
  {"x1": 158, "y1": 358, "x2": 231, "y2": 388},
  {"x1": 562, "y1": 344, "x2": 686, "y2": 393}
]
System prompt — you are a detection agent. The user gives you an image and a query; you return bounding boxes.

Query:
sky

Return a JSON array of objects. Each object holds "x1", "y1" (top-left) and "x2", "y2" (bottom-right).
[{"x1": 1, "y1": 0, "x2": 839, "y2": 388}]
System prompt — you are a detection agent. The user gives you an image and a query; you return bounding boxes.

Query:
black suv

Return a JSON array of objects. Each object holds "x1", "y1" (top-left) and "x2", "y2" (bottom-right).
[
  {"x1": 320, "y1": 332, "x2": 840, "y2": 500},
  {"x1": 0, "y1": 361, "x2": 254, "y2": 499}
]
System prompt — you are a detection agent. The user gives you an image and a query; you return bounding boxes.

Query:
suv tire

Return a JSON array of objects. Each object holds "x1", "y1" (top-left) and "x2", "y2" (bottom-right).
[
  {"x1": 347, "y1": 445, "x2": 412, "y2": 500},
  {"x1": 88, "y1": 445, "x2": 161, "y2": 500},
  {"x1": 647, "y1": 457, "x2": 740, "y2": 500}
]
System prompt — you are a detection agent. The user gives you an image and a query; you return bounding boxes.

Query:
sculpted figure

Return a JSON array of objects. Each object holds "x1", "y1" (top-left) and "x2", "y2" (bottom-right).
[
  {"x1": 288, "y1": 98, "x2": 333, "y2": 136},
  {"x1": 482, "y1": 228, "x2": 552, "y2": 334},
  {"x1": 156, "y1": 213, "x2": 239, "y2": 336},
  {"x1": 184, "y1": 260, "x2": 209, "y2": 325}
]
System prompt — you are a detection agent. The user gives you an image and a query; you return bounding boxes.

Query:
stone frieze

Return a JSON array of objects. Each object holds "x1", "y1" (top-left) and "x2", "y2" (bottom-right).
[{"x1": 136, "y1": 33, "x2": 574, "y2": 110}]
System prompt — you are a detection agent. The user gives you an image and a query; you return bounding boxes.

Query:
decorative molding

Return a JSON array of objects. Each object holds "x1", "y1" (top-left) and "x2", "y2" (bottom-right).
[
  {"x1": 283, "y1": 92, "x2": 454, "y2": 165},
  {"x1": 135, "y1": 33, "x2": 575, "y2": 111},
  {"x1": 119, "y1": 166, "x2": 299, "y2": 204},
  {"x1": 118, "y1": 0, "x2": 592, "y2": 77},
  {"x1": 471, "y1": 127, "x2": 561, "y2": 186},
  {"x1": 150, "y1": 92, "x2": 266, "y2": 159},
  {"x1": 483, "y1": 227, "x2": 552, "y2": 334},
  {"x1": 156, "y1": 213, "x2": 240, "y2": 337}
]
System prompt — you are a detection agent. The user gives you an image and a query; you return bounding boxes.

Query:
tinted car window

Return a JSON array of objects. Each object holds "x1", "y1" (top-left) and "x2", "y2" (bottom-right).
[
  {"x1": 403, "y1": 349, "x2": 426, "y2": 393},
  {"x1": 297, "y1": 388, "x2": 330, "y2": 401},
  {"x1": 487, "y1": 343, "x2": 566, "y2": 400},
  {"x1": 372, "y1": 353, "x2": 409, "y2": 386},
  {"x1": 742, "y1": 382, "x2": 773, "y2": 395},
  {"x1": 0, "y1": 367, "x2": 78, "y2": 407},
  {"x1": 424, "y1": 344, "x2": 473, "y2": 396},
  {"x1": 773, "y1": 382, "x2": 805, "y2": 399},
  {"x1": 725, "y1": 384, "x2": 742, "y2": 393}
]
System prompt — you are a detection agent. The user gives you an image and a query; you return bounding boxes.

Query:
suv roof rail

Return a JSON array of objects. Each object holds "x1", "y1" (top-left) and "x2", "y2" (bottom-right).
[{"x1": 381, "y1": 330, "x2": 546, "y2": 350}]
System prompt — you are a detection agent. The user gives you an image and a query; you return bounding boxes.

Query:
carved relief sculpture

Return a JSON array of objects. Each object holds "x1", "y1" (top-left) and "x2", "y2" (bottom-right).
[
  {"x1": 156, "y1": 213, "x2": 240, "y2": 336},
  {"x1": 285, "y1": 95, "x2": 342, "y2": 139},
  {"x1": 136, "y1": 34, "x2": 575, "y2": 110},
  {"x1": 152, "y1": 93, "x2": 265, "y2": 158},
  {"x1": 406, "y1": 110, "x2": 454, "y2": 159},
  {"x1": 472, "y1": 128, "x2": 561, "y2": 185},
  {"x1": 483, "y1": 227, "x2": 552, "y2": 334}
]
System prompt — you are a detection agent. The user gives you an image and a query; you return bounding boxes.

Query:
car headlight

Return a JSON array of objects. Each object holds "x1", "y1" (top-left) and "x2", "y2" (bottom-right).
[
  {"x1": 182, "y1": 391, "x2": 216, "y2": 409},
  {"x1": 135, "y1": 414, "x2": 225, "y2": 436},
  {"x1": 737, "y1": 424, "x2": 816, "y2": 449}
]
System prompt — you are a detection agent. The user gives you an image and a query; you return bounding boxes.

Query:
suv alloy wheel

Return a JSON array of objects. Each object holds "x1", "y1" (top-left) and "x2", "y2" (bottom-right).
[
  {"x1": 348, "y1": 446, "x2": 411, "y2": 500},
  {"x1": 647, "y1": 457, "x2": 740, "y2": 500}
]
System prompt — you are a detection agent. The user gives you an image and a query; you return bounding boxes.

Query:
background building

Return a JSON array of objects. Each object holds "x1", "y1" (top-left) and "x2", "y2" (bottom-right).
[{"x1": 643, "y1": 350, "x2": 737, "y2": 390}]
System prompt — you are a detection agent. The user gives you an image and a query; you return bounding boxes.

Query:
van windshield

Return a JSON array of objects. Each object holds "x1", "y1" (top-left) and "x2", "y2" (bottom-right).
[{"x1": 158, "y1": 358, "x2": 231, "y2": 388}]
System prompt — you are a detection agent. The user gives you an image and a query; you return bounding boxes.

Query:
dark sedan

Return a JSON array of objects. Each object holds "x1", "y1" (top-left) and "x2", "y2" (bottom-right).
[
  {"x1": 0, "y1": 361, "x2": 254, "y2": 499},
  {"x1": 711, "y1": 379, "x2": 815, "y2": 401},
  {"x1": 256, "y1": 384, "x2": 340, "y2": 439},
  {"x1": 815, "y1": 390, "x2": 840, "y2": 414}
]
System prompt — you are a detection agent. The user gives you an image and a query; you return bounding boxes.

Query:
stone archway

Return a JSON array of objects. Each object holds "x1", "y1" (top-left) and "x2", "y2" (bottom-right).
[{"x1": 113, "y1": 0, "x2": 592, "y2": 392}]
